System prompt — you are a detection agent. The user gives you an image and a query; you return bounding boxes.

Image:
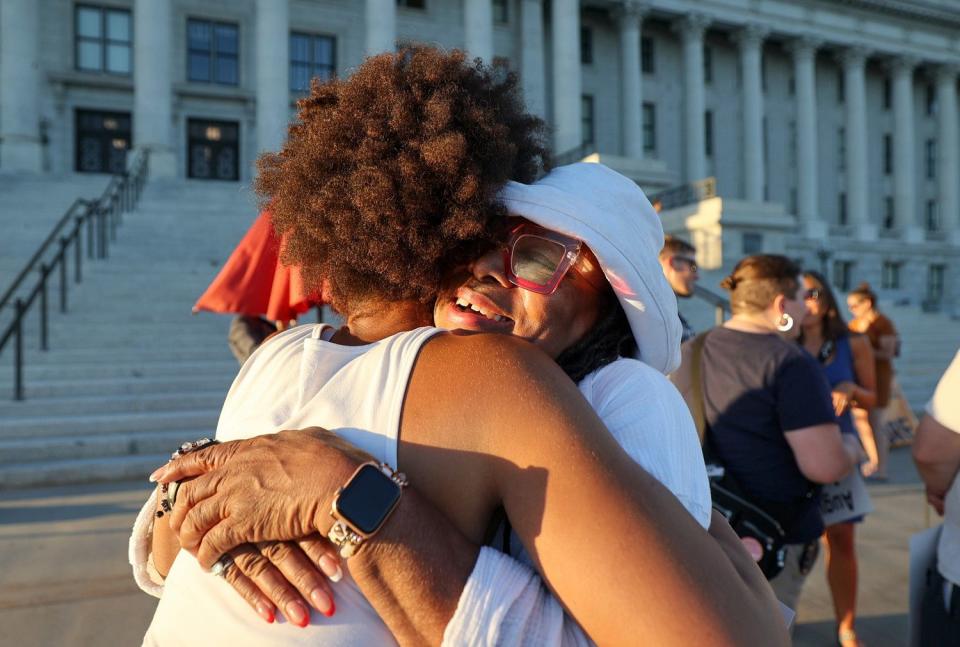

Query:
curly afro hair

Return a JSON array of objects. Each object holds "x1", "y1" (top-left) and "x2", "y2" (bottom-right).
[{"x1": 255, "y1": 46, "x2": 550, "y2": 312}]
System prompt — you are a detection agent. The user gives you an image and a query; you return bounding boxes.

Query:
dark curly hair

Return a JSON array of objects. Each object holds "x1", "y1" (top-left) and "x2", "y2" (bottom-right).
[{"x1": 255, "y1": 46, "x2": 550, "y2": 312}]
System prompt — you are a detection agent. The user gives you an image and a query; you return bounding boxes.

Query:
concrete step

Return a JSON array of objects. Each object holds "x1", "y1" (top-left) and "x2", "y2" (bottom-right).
[
  {"x1": 8, "y1": 374, "x2": 234, "y2": 399},
  {"x1": 0, "y1": 453, "x2": 168, "y2": 489},
  {"x1": 12, "y1": 347, "x2": 233, "y2": 366},
  {"x1": 0, "y1": 429, "x2": 201, "y2": 465},
  {"x1": 0, "y1": 358, "x2": 238, "y2": 381},
  {"x1": 0, "y1": 390, "x2": 225, "y2": 417},
  {"x1": 0, "y1": 410, "x2": 218, "y2": 439}
]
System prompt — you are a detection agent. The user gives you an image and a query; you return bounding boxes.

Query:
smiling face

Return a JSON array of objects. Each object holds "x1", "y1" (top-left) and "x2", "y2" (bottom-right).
[{"x1": 433, "y1": 227, "x2": 608, "y2": 358}]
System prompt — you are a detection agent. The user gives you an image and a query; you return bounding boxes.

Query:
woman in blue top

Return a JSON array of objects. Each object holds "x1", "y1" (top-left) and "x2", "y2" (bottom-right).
[{"x1": 800, "y1": 270, "x2": 877, "y2": 647}]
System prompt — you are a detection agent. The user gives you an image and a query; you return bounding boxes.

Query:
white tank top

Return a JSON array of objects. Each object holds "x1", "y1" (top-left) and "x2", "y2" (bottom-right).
[{"x1": 143, "y1": 324, "x2": 443, "y2": 647}]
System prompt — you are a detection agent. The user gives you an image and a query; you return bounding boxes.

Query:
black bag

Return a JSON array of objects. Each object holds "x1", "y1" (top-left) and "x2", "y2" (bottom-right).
[{"x1": 689, "y1": 332, "x2": 788, "y2": 580}]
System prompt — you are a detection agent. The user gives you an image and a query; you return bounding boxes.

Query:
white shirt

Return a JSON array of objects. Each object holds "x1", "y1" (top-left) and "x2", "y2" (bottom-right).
[
  {"x1": 133, "y1": 330, "x2": 711, "y2": 645},
  {"x1": 927, "y1": 349, "x2": 960, "y2": 586}
]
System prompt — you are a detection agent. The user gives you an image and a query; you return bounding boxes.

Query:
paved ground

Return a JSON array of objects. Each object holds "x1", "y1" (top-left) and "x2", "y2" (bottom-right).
[{"x1": 0, "y1": 448, "x2": 927, "y2": 646}]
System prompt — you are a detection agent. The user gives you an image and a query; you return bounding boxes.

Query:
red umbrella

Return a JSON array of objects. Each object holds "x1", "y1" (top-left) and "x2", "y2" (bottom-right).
[{"x1": 193, "y1": 211, "x2": 321, "y2": 322}]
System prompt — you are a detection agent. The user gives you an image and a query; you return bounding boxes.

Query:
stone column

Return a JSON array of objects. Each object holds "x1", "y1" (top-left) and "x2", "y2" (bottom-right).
[
  {"x1": 840, "y1": 47, "x2": 874, "y2": 241},
  {"x1": 733, "y1": 25, "x2": 768, "y2": 202},
  {"x1": 889, "y1": 57, "x2": 921, "y2": 242},
  {"x1": 0, "y1": 0, "x2": 42, "y2": 171},
  {"x1": 256, "y1": 0, "x2": 289, "y2": 155},
  {"x1": 936, "y1": 65, "x2": 960, "y2": 245},
  {"x1": 134, "y1": 0, "x2": 176, "y2": 177},
  {"x1": 787, "y1": 37, "x2": 823, "y2": 237},
  {"x1": 674, "y1": 14, "x2": 710, "y2": 182},
  {"x1": 551, "y1": 0, "x2": 582, "y2": 154},
  {"x1": 366, "y1": 0, "x2": 396, "y2": 55},
  {"x1": 464, "y1": 0, "x2": 493, "y2": 63},
  {"x1": 615, "y1": 2, "x2": 648, "y2": 159},
  {"x1": 520, "y1": 0, "x2": 546, "y2": 118}
]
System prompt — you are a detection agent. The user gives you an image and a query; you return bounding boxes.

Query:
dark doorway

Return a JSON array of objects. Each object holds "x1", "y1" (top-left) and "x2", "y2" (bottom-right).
[
  {"x1": 187, "y1": 119, "x2": 239, "y2": 181},
  {"x1": 75, "y1": 109, "x2": 131, "y2": 174}
]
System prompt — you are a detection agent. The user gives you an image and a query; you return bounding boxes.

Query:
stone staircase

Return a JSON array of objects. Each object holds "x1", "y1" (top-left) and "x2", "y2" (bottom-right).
[
  {"x1": 678, "y1": 274, "x2": 960, "y2": 412},
  {"x1": 0, "y1": 178, "x2": 259, "y2": 488}
]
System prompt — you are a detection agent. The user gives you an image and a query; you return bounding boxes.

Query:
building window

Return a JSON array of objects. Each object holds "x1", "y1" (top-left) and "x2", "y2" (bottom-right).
[
  {"x1": 397, "y1": 0, "x2": 426, "y2": 8},
  {"x1": 581, "y1": 95, "x2": 594, "y2": 146},
  {"x1": 761, "y1": 54, "x2": 767, "y2": 93},
  {"x1": 641, "y1": 37, "x2": 654, "y2": 74},
  {"x1": 187, "y1": 19, "x2": 239, "y2": 85},
  {"x1": 881, "y1": 261, "x2": 901, "y2": 290},
  {"x1": 883, "y1": 134, "x2": 892, "y2": 175},
  {"x1": 883, "y1": 77, "x2": 892, "y2": 110},
  {"x1": 926, "y1": 139, "x2": 936, "y2": 179},
  {"x1": 703, "y1": 46, "x2": 712, "y2": 84},
  {"x1": 75, "y1": 5, "x2": 131, "y2": 75},
  {"x1": 493, "y1": 0, "x2": 508, "y2": 23},
  {"x1": 788, "y1": 121, "x2": 797, "y2": 168},
  {"x1": 883, "y1": 196, "x2": 895, "y2": 229},
  {"x1": 580, "y1": 27, "x2": 593, "y2": 64},
  {"x1": 790, "y1": 188, "x2": 798, "y2": 214},
  {"x1": 927, "y1": 264, "x2": 945, "y2": 302},
  {"x1": 926, "y1": 83, "x2": 937, "y2": 116},
  {"x1": 833, "y1": 260, "x2": 854, "y2": 291},
  {"x1": 837, "y1": 68, "x2": 845, "y2": 103},
  {"x1": 838, "y1": 192, "x2": 848, "y2": 225},
  {"x1": 788, "y1": 74, "x2": 795, "y2": 96},
  {"x1": 290, "y1": 33, "x2": 336, "y2": 92},
  {"x1": 838, "y1": 127, "x2": 846, "y2": 171},
  {"x1": 705, "y1": 110, "x2": 713, "y2": 158},
  {"x1": 742, "y1": 232, "x2": 764, "y2": 255},
  {"x1": 926, "y1": 200, "x2": 940, "y2": 231},
  {"x1": 642, "y1": 102, "x2": 656, "y2": 154}
]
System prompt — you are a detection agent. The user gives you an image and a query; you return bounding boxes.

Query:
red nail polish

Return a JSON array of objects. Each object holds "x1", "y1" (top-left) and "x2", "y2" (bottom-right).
[{"x1": 323, "y1": 600, "x2": 336, "y2": 618}]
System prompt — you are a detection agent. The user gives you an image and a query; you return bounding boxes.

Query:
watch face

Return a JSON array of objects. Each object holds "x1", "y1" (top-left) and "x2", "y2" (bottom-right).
[{"x1": 336, "y1": 464, "x2": 402, "y2": 535}]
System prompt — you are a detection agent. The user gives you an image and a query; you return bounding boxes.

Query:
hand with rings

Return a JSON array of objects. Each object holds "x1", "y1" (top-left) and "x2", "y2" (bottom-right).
[{"x1": 151, "y1": 428, "x2": 372, "y2": 625}]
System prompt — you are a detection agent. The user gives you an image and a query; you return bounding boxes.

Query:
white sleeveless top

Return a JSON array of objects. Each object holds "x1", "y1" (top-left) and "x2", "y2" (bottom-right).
[{"x1": 143, "y1": 324, "x2": 443, "y2": 647}]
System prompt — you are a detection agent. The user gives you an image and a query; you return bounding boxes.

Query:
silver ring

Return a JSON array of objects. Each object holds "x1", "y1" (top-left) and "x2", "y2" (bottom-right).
[
  {"x1": 165, "y1": 480, "x2": 180, "y2": 509},
  {"x1": 211, "y1": 554, "x2": 234, "y2": 578}
]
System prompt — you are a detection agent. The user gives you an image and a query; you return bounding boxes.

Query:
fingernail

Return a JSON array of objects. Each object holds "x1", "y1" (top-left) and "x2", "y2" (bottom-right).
[
  {"x1": 286, "y1": 600, "x2": 309, "y2": 627},
  {"x1": 256, "y1": 602, "x2": 275, "y2": 624},
  {"x1": 319, "y1": 555, "x2": 342, "y2": 583},
  {"x1": 310, "y1": 589, "x2": 334, "y2": 616},
  {"x1": 325, "y1": 599, "x2": 336, "y2": 618},
  {"x1": 148, "y1": 466, "x2": 166, "y2": 483}
]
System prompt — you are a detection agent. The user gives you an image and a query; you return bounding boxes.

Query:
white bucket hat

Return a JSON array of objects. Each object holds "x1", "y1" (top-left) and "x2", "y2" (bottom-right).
[{"x1": 497, "y1": 163, "x2": 682, "y2": 374}]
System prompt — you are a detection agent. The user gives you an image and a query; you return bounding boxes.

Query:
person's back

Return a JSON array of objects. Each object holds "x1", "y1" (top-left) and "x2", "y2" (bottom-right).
[
  {"x1": 146, "y1": 324, "x2": 443, "y2": 645},
  {"x1": 693, "y1": 327, "x2": 828, "y2": 543}
]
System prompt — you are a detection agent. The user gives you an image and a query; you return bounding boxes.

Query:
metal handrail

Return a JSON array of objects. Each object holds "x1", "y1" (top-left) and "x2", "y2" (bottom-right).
[
  {"x1": 0, "y1": 151, "x2": 150, "y2": 399},
  {"x1": 692, "y1": 284, "x2": 730, "y2": 327},
  {"x1": 649, "y1": 177, "x2": 717, "y2": 212}
]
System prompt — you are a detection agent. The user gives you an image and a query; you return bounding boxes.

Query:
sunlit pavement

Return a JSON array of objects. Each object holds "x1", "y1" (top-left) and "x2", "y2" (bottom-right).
[{"x1": 0, "y1": 447, "x2": 926, "y2": 646}]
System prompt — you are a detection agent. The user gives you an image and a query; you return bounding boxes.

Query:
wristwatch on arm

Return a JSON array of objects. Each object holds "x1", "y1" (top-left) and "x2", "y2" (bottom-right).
[{"x1": 327, "y1": 461, "x2": 408, "y2": 558}]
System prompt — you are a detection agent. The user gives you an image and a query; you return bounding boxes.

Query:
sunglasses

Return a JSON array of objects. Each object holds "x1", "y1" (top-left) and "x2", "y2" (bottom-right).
[
  {"x1": 671, "y1": 256, "x2": 698, "y2": 273},
  {"x1": 803, "y1": 288, "x2": 821, "y2": 301},
  {"x1": 502, "y1": 223, "x2": 604, "y2": 295}
]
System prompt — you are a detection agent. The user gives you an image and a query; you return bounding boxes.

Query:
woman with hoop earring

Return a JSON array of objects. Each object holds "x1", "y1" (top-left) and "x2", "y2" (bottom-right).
[{"x1": 673, "y1": 254, "x2": 861, "y2": 618}]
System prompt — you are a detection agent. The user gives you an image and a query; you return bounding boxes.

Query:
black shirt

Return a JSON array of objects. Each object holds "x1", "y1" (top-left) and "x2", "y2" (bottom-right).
[{"x1": 686, "y1": 327, "x2": 836, "y2": 542}]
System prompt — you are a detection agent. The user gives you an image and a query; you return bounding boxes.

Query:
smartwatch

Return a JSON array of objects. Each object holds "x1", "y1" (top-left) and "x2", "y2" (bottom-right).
[{"x1": 327, "y1": 461, "x2": 408, "y2": 558}]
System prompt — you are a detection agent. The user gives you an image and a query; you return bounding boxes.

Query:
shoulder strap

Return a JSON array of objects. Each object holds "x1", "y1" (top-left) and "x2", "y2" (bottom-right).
[{"x1": 689, "y1": 331, "x2": 711, "y2": 445}]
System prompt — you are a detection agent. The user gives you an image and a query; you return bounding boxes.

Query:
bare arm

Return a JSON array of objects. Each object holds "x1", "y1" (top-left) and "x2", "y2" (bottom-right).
[
  {"x1": 846, "y1": 334, "x2": 877, "y2": 410},
  {"x1": 784, "y1": 423, "x2": 853, "y2": 483},
  {"x1": 912, "y1": 414, "x2": 960, "y2": 498}
]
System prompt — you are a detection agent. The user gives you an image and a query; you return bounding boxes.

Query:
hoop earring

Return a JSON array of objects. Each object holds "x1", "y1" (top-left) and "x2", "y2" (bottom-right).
[{"x1": 776, "y1": 313, "x2": 794, "y2": 332}]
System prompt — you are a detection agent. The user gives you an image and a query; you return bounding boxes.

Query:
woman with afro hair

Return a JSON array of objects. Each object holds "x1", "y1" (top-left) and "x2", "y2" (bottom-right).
[{"x1": 138, "y1": 47, "x2": 787, "y2": 646}]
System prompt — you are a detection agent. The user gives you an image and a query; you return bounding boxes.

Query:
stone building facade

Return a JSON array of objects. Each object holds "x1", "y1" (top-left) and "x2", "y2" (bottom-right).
[{"x1": 0, "y1": 0, "x2": 957, "y2": 307}]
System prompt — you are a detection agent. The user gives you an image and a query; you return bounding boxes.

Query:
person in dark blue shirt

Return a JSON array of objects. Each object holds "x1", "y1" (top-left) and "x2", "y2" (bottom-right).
[{"x1": 674, "y1": 254, "x2": 858, "y2": 615}]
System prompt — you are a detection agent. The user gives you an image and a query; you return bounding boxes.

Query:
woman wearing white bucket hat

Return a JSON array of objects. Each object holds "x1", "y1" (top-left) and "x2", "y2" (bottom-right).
[{"x1": 139, "y1": 155, "x2": 786, "y2": 646}]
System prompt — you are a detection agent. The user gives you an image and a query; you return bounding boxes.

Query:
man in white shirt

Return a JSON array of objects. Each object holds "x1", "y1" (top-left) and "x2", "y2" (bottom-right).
[{"x1": 912, "y1": 348, "x2": 960, "y2": 644}]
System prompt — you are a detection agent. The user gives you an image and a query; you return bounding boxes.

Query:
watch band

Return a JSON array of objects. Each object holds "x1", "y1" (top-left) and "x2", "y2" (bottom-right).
[{"x1": 327, "y1": 461, "x2": 408, "y2": 558}]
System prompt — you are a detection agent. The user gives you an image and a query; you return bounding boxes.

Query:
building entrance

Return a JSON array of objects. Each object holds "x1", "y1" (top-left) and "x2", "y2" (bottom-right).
[
  {"x1": 75, "y1": 110, "x2": 131, "y2": 174},
  {"x1": 187, "y1": 119, "x2": 239, "y2": 181}
]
